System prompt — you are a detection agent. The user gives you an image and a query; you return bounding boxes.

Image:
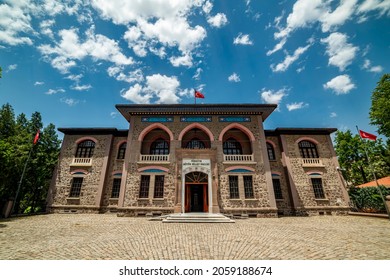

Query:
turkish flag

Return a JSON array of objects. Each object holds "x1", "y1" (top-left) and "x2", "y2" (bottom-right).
[
  {"x1": 194, "y1": 90, "x2": 205, "y2": 98},
  {"x1": 359, "y1": 130, "x2": 377, "y2": 141},
  {"x1": 33, "y1": 129, "x2": 40, "y2": 144}
]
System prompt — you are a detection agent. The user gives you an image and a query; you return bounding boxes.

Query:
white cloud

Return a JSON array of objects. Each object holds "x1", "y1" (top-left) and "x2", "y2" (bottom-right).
[
  {"x1": 286, "y1": 102, "x2": 308, "y2": 111},
  {"x1": 40, "y1": 19, "x2": 55, "y2": 38},
  {"x1": 321, "y1": 32, "x2": 358, "y2": 71},
  {"x1": 34, "y1": 81, "x2": 44, "y2": 86},
  {"x1": 228, "y1": 73, "x2": 240, "y2": 82},
  {"x1": 330, "y1": 112, "x2": 337, "y2": 118},
  {"x1": 321, "y1": 0, "x2": 358, "y2": 32},
  {"x1": 269, "y1": 0, "x2": 358, "y2": 54},
  {"x1": 266, "y1": 38, "x2": 286, "y2": 56},
  {"x1": 363, "y1": 59, "x2": 383, "y2": 73},
  {"x1": 71, "y1": 84, "x2": 92, "y2": 91},
  {"x1": 93, "y1": 0, "x2": 206, "y2": 64},
  {"x1": 193, "y1": 68, "x2": 202, "y2": 80},
  {"x1": 108, "y1": 66, "x2": 145, "y2": 84},
  {"x1": 38, "y1": 27, "x2": 134, "y2": 73},
  {"x1": 110, "y1": 112, "x2": 118, "y2": 118},
  {"x1": 169, "y1": 53, "x2": 193, "y2": 67},
  {"x1": 121, "y1": 74, "x2": 184, "y2": 104},
  {"x1": 0, "y1": 1, "x2": 35, "y2": 46},
  {"x1": 207, "y1": 13, "x2": 228, "y2": 28},
  {"x1": 260, "y1": 88, "x2": 287, "y2": 106},
  {"x1": 7, "y1": 64, "x2": 17, "y2": 72},
  {"x1": 65, "y1": 74, "x2": 83, "y2": 82},
  {"x1": 60, "y1": 97, "x2": 79, "y2": 106},
  {"x1": 202, "y1": 1, "x2": 213, "y2": 14},
  {"x1": 271, "y1": 44, "x2": 311, "y2": 72},
  {"x1": 45, "y1": 88, "x2": 65, "y2": 95},
  {"x1": 233, "y1": 33, "x2": 253, "y2": 45},
  {"x1": 357, "y1": 0, "x2": 390, "y2": 16},
  {"x1": 324, "y1": 74, "x2": 356, "y2": 94}
]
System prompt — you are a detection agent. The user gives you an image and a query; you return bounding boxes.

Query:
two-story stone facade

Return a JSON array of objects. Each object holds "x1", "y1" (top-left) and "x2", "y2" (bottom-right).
[{"x1": 47, "y1": 104, "x2": 350, "y2": 217}]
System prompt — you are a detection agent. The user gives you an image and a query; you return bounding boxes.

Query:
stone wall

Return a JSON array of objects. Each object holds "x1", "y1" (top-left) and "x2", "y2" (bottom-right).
[
  {"x1": 48, "y1": 134, "x2": 113, "y2": 213},
  {"x1": 282, "y1": 134, "x2": 349, "y2": 215}
]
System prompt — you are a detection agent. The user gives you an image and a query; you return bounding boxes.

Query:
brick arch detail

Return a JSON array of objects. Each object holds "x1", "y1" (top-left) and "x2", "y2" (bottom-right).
[
  {"x1": 70, "y1": 169, "x2": 89, "y2": 175},
  {"x1": 266, "y1": 140, "x2": 276, "y2": 148},
  {"x1": 75, "y1": 136, "x2": 98, "y2": 145},
  {"x1": 295, "y1": 137, "x2": 320, "y2": 145},
  {"x1": 138, "y1": 166, "x2": 169, "y2": 172},
  {"x1": 116, "y1": 140, "x2": 127, "y2": 149},
  {"x1": 138, "y1": 123, "x2": 174, "y2": 141},
  {"x1": 225, "y1": 166, "x2": 255, "y2": 172},
  {"x1": 178, "y1": 123, "x2": 214, "y2": 141},
  {"x1": 218, "y1": 123, "x2": 255, "y2": 141}
]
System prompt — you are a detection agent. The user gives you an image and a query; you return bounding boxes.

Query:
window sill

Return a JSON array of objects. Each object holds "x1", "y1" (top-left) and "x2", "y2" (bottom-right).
[
  {"x1": 315, "y1": 198, "x2": 329, "y2": 202},
  {"x1": 153, "y1": 198, "x2": 164, "y2": 201},
  {"x1": 244, "y1": 198, "x2": 257, "y2": 201},
  {"x1": 229, "y1": 198, "x2": 241, "y2": 200},
  {"x1": 275, "y1": 198, "x2": 284, "y2": 201},
  {"x1": 66, "y1": 197, "x2": 80, "y2": 205},
  {"x1": 138, "y1": 198, "x2": 149, "y2": 201},
  {"x1": 109, "y1": 198, "x2": 119, "y2": 201}
]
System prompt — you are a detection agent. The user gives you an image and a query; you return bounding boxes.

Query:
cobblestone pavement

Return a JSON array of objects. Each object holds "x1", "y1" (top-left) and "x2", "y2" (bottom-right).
[{"x1": 0, "y1": 214, "x2": 389, "y2": 260}]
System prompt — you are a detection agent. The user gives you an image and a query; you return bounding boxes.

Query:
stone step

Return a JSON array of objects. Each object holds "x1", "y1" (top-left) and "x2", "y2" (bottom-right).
[{"x1": 159, "y1": 213, "x2": 235, "y2": 223}]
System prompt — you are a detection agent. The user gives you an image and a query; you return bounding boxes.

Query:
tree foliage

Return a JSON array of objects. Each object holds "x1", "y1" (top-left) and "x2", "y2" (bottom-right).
[
  {"x1": 0, "y1": 103, "x2": 61, "y2": 215},
  {"x1": 334, "y1": 129, "x2": 390, "y2": 186},
  {"x1": 370, "y1": 73, "x2": 390, "y2": 138},
  {"x1": 349, "y1": 186, "x2": 390, "y2": 213}
]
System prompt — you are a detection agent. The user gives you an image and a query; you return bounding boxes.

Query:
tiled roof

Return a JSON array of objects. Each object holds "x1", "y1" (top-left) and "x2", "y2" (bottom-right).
[{"x1": 356, "y1": 176, "x2": 390, "y2": 188}]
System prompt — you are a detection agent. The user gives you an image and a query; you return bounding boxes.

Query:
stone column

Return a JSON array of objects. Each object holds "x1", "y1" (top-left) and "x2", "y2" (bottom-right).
[{"x1": 95, "y1": 134, "x2": 114, "y2": 208}]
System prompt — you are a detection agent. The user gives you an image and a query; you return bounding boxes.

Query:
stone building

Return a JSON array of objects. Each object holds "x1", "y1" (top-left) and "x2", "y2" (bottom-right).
[{"x1": 47, "y1": 104, "x2": 350, "y2": 217}]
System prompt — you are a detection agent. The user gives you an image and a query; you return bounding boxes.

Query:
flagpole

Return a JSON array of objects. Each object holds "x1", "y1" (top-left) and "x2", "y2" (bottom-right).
[
  {"x1": 356, "y1": 126, "x2": 390, "y2": 221},
  {"x1": 194, "y1": 89, "x2": 196, "y2": 105},
  {"x1": 11, "y1": 145, "x2": 34, "y2": 215}
]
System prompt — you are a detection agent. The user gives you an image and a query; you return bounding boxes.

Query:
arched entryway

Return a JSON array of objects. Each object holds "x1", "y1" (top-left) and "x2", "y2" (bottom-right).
[{"x1": 184, "y1": 171, "x2": 208, "y2": 212}]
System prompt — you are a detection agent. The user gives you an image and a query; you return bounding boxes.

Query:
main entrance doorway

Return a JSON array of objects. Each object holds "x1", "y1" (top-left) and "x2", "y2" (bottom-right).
[{"x1": 184, "y1": 172, "x2": 208, "y2": 212}]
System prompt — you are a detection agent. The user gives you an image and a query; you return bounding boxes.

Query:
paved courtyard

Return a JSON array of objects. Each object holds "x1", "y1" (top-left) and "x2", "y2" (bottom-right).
[{"x1": 0, "y1": 214, "x2": 389, "y2": 260}]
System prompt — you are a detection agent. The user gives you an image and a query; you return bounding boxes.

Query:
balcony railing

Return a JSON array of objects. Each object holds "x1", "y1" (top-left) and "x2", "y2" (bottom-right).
[
  {"x1": 70, "y1": 157, "x2": 92, "y2": 166},
  {"x1": 223, "y1": 154, "x2": 254, "y2": 162},
  {"x1": 301, "y1": 158, "x2": 324, "y2": 167},
  {"x1": 139, "y1": 154, "x2": 169, "y2": 162}
]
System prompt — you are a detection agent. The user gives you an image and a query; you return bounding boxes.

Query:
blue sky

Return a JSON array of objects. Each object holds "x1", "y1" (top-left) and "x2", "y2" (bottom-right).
[{"x1": 0, "y1": 0, "x2": 389, "y2": 137}]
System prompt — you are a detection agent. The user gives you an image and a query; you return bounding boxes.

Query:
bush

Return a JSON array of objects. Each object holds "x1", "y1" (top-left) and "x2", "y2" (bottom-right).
[{"x1": 349, "y1": 186, "x2": 390, "y2": 213}]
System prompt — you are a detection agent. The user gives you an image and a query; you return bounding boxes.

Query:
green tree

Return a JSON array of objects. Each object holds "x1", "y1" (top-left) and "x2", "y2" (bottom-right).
[
  {"x1": 370, "y1": 73, "x2": 390, "y2": 138},
  {"x1": 334, "y1": 130, "x2": 390, "y2": 186},
  {"x1": 0, "y1": 66, "x2": 2, "y2": 78},
  {"x1": 0, "y1": 104, "x2": 61, "y2": 215}
]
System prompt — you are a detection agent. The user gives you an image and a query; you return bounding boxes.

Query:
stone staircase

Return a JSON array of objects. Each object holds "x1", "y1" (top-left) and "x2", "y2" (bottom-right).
[{"x1": 150, "y1": 213, "x2": 235, "y2": 223}]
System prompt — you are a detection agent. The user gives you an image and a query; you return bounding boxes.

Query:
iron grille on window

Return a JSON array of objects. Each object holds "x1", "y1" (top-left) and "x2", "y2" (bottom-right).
[
  {"x1": 75, "y1": 140, "x2": 95, "y2": 158},
  {"x1": 298, "y1": 140, "x2": 319, "y2": 158},
  {"x1": 111, "y1": 178, "x2": 121, "y2": 198},
  {"x1": 272, "y1": 178, "x2": 283, "y2": 199},
  {"x1": 229, "y1": 176, "x2": 239, "y2": 199},
  {"x1": 243, "y1": 175, "x2": 254, "y2": 199},
  {"x1": 186, "y1": 138, "x2": 206, "y2": 149},
  {"x1": 223, "y1": 138, "x2": 242, "y2": 155},
  {"x1": 139, "y1": 175, "x2": 150, "y2": 198},
  {"x1": 267, "y1": 143, "x2": 276, "y2": 160},
  {"x1": 311, "y1": 178, "x2": 325, "y2": 199},
  {"x1": 154, "y1": 175, "x2": 165, "y2": 198},
  {"x1": 69, "y1": 177, "x2": 83, "y2": 197},
  {"x1": 117, "y1": 142, "x2": 126, "y2": 159},
  {"x1": 150, "y1": 138, "x2": 169, "y2": 155}
]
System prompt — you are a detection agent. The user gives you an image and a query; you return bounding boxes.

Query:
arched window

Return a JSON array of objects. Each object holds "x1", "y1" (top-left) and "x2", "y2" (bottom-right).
[
  {"x1": 298, "y1": 140, "x2": 319, "y2": 158},
  {"x1": 150, "y1": 138, "x2": 169, "y2": 155},
  {"x1": 223, "y1": 138, "x2": 242, "y2": 155},
  {"x1": 267, "y1": 143, "x2": 276, "y2": 160},
  {"x1": 75, "y1": 140, "x2": 95, "y2": 158},
  {"x1": 186, "y1": 138, "x2": 206, "y2": 149},
  {"x1": 117, "y1": 142, "x2": 126, "y2": 159}
]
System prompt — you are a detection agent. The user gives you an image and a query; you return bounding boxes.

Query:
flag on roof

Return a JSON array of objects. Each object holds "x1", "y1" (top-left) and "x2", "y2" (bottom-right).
[{"x1": 194, "y1": 89, "x2": 205, "y2": 99}]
